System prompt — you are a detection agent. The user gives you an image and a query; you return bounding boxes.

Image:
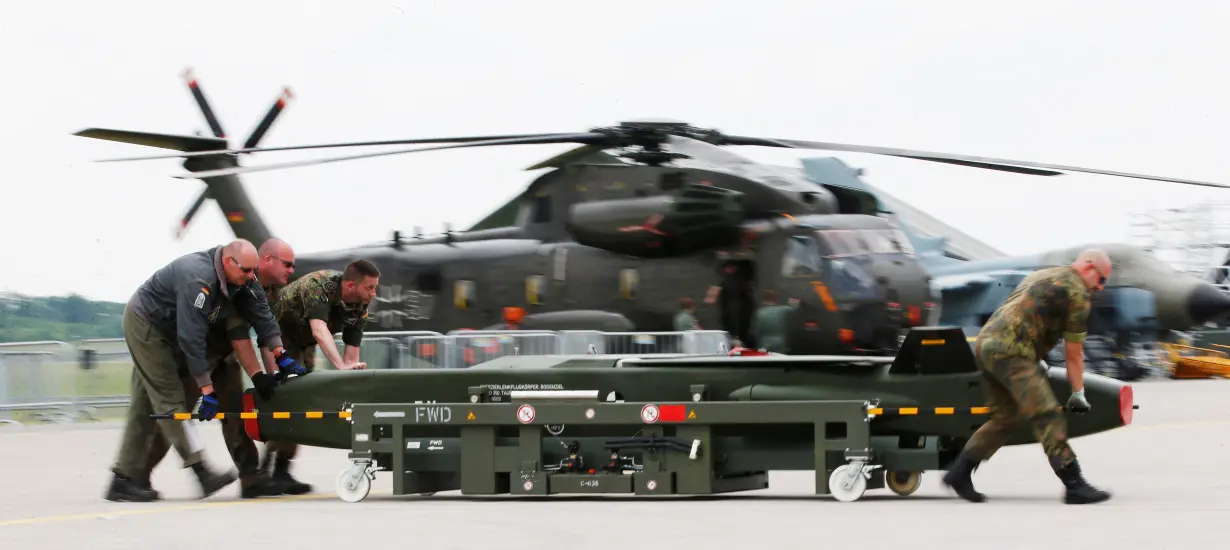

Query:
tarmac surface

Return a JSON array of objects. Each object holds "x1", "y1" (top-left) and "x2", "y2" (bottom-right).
[{"x1": 0, "y1": 377, "x2": 1227, "y2": 549}]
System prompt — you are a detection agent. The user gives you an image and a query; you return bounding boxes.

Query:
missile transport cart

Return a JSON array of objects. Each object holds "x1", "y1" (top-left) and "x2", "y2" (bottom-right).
[{"x1": 335, "y1": 391, "x2": 957, "y2": 503}]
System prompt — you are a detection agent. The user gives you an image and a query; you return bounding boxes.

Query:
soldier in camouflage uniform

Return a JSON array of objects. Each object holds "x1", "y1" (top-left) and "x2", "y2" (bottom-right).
[
  {"x1": 136, "y1": 239, "x2": 298, "y2": 499},
  {"x1": 262, "y1": 259, "x2": 381, "y2": 493},
  {"x1": 943, "y1": 249, "x2": 1113, "y2": 505}
]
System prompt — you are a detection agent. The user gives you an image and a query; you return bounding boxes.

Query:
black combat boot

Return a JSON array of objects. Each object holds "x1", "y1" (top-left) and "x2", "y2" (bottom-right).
[
  {"x1": 103, "y1": 472, "x2": 159, "y2": 502},
  {"x1": 133, "y1": 472, "x2": 162, "y2": 501},
  {"x1": 941, "y1": 451, "x2": 987, "y2": 503},
  {"x1": 240, "y1": 473, "x2": 285, "y2": 499},
  {"x1": 190, "y1": 462, "x2": 238, "y2": 499},
  {"x1": 1055, "y1": 460, "x2": 1111, "y2": 504},
  {"x1": 272, "y1": 455, "x2": 313, "y2": 495}
]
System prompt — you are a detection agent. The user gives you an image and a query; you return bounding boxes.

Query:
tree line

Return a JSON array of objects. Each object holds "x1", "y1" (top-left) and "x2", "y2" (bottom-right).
[{"x1": 0, "y1": 292, "x2": 125, "y2": 343}]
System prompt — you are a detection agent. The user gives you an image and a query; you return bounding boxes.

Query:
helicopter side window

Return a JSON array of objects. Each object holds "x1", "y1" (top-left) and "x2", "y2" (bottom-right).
[
  {"x1": 620, "y1": 268, "x2": 639, "y2": 299},
  {"x1": 454, "y1": 280, "x2": 476, "y2": 310},
  {"x1": 781, "y1": 235, "x2": 822, "y2": 278},
  {"x1": 526, "y1": 275, "x2": 546, "y2": 305},
  {"x1": 817, "y1": 230, "x2": 867, "y2": 257},
  {"x1": 530, "y1": 194, "x2": 552, "y2": 223}
]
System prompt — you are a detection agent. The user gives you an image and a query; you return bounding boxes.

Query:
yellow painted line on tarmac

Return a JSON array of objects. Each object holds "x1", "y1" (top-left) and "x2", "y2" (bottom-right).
[{"x1": 0, "y1": 489, "x2": 392, "y2": 528}]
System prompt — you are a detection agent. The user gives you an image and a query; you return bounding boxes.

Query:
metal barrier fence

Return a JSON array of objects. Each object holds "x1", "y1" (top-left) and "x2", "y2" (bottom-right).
[{"x1": 0, "y1": 329, "x2": 732, "y2": 425}]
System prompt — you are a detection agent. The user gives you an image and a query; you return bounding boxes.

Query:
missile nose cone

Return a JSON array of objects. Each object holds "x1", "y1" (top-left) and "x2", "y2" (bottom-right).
[{"x1": 1188, "y1": 283, "x2": 1230, "y2": 325}]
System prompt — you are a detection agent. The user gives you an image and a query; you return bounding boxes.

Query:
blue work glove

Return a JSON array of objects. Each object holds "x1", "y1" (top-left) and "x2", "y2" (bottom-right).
[
  {"x1": 275, "y1": 349, "x2": 307, "y2": 378},
  {"x1": 198, "y1": 393, "x2": 220, "y2": 421},
  {"x1": 1066, "y1": 389, "x2": 1091, "y2": 413}
]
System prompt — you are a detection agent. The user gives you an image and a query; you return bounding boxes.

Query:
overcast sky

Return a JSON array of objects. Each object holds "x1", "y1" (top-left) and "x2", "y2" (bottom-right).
[{"x1": 5, "y1": 0, "x2": 1230, "y2": 302}]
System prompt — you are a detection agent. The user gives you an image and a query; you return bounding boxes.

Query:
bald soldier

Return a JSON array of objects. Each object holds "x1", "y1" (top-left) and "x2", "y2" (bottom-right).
[
  {"x1": 942, "y1": 249, "x2": 1113, "y2": 505},
  {"x1": 135, "y1": 238, "x2": 299, "y2": 500},
  {"x1": 105, "y1": 240, "x2": 306, "y2": 502}
]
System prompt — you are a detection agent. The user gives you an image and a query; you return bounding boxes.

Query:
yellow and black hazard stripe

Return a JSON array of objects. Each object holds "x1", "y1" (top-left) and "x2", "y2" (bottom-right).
[
  {"x1": 868, "y1": 406, "x2": 990, "y2": 416},
  {"x1": 149, "y1": 411, "x2": 352, "y2": 421}
]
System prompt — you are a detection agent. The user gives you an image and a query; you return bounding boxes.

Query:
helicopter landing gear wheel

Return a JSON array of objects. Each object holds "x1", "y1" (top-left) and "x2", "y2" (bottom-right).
[
  {"x1": 336, "y1": 462, "x2": 374, "y2": 503},
  {"x1": 828, "y1": 463, "x2": 869, "y2": 502},
  {"x1": 886, "y1": 470, "x2": 922, "y2": 496}
]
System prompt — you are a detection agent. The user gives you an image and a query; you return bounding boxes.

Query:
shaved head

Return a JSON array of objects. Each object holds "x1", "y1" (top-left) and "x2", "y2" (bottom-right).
[
  {"x1": 258, "y1": 237, "x2": 292, "y2": 259},
  {"x1": 1071, "y1": 248, "x2": 1112, "y2": 291},
  {"x1": 257, "y1": 237, "x2": 297, "y2": 286},
  {"x1": 221, "y1": 239, "x2": 259, "y2": 285}
]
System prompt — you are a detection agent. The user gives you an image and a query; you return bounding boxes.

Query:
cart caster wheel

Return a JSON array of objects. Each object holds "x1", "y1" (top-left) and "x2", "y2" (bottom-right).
[
  {"x1": 886, "y1": 470, "x2": 922, "y2": 496},
  {"x1": 336, "y1": 465, "x2": 372, "y2": 503},
  {"x1": 418, "y1": 492, "x2": 437, "y2": 496},
  {"x1": 828, "y1": 464, "x2": 868, "y2": 502}
]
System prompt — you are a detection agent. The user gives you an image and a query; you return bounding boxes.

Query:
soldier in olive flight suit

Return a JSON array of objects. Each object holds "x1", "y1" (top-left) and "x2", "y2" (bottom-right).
[
  {"x1": 943, "y1": 249, "x2": 1114, "y2": 505},
  {"x1": 262, "y1": 259, "x2": 381, "y2": 494},
  {"x1": 748, "y1": 290, "x2": 800, "y2": 353},
  {"x1": 104, "y1": 240, "x2": 304, "y2": 502},
  {"x1": 136, "y1": 239, "x2": 299, "y2": 499}
]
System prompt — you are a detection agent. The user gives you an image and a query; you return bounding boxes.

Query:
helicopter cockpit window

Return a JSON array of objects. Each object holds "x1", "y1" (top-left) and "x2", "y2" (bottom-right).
[
  {"x1": 781, "y1": 235, "x2": 822, "y2": 277},
  {"x1": 817, "y1": 230, "x2": 867, "y2": 256}
]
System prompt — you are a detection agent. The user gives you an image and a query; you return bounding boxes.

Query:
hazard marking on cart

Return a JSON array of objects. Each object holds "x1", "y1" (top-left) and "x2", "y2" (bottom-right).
[
  {"x1": 585, "y1": 408, "x2": 595, "y2": 419},
  {"x1": 641, "y1": 404, "x2": 659, "y2": 424},
  {"x1": 646, "y1": 480, "x2": 658, "y2": 491},
  {"x1": 517, "y1": 404, "x2": 536, "y2": 424},
  {"x1": 523, "y1": 480, "x2": 534, "y2": 491}
]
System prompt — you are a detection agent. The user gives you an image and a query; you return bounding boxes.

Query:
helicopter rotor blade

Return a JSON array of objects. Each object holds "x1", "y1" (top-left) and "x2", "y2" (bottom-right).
[
  {"x1": 181, "y1": 67, "x2": 227, "y2": 139},
  {"x1": 171, "y1": 132, "x2": 606, "y2": 180},
  {"x1": 91, "y1": 132, "x2": 574, "y2": 163},
  {"x1": 174, "y1": 188, "x2": 210, "y2": 240},
  {"x1": 723, "y1": 135, "x2": 1230, "y2": 188},
  {"x1": 243, "y1": 87, "x2": 294, "y2": 150}
]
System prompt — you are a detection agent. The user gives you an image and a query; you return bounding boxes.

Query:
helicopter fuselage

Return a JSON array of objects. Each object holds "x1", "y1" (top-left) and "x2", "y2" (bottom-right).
[{"x1": 285, "y1": 210, "x2": 937, "y2": 356}]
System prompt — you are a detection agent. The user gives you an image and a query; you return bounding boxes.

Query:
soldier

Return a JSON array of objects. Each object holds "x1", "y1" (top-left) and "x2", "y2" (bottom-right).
[
  {"x1": 748, "y1": 290, "x2": 800, "y2": 353},
  {"x1": 673, "y1": 297, "x2": 701, "y2": 331},
  {"x1": 134, "y1": 238, "x2": 299, "y2": 500},
  {"x1": 261, "y1": 259, "x2": 381, "y2": 494},
  {"x1": 942, "y1": 249, "x2": 1113, "y2": 505},
  {"x1": 104, "y1": 240, "x2": 306, "y2": 502}
]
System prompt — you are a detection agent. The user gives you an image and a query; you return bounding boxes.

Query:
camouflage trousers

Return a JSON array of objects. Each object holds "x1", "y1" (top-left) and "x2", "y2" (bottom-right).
[
  {"x1": 962, "y1": 343, "x2": 1076, "y2": 471},
  {"x1": 265, "y1": 343, "x2": 317, "y2": 460}
]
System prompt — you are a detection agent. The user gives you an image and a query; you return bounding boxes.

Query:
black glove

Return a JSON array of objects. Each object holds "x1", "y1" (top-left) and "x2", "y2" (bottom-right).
[
  {"x1": 251, "y1": 372, "x2": 277, "y2": 401},
  {"x1": 199, "y1": 393, "x2": 220, "y2": 421}
]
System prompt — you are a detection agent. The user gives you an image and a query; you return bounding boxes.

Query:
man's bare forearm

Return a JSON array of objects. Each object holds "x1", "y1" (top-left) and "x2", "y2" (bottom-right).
[
  {"x1": 343, "y1": 345, "x2": 361, "y2": 364},
  {"x1": 260, "y1": 347, "x2": 278, "y2": 375},
  {"x1": 310, "y1": 320, "x2": 346, "y2": 369},
  {"x1": 231, "y1": 339, "x2": 265, "y2": 379},
  {"x1": 1064, "y1": 341, "x2": 1085, "y2": 392}
]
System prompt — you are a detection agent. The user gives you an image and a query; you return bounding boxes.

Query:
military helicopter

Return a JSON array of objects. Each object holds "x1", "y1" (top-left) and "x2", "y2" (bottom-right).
[{"x1": 74, "y1": 70, "x2": 1230, "y2": 357}]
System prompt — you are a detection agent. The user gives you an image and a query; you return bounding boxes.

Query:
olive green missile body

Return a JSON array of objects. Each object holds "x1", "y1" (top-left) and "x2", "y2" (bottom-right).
[{"x1": 244, "y1": 327, "x2": 1134, "y2": 450}]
